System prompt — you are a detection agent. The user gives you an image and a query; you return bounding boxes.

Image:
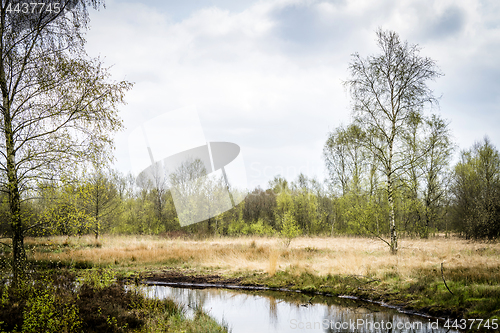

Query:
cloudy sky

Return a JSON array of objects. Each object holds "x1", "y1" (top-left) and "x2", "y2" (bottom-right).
[{"x1": 85, "y1": 0, "x2": 500, "y2": 189}]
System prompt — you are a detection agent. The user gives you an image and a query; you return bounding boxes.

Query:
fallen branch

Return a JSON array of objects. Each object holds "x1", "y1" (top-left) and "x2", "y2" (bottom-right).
[{"x1": 441, "y1": 262, "x2": 454, "y2": 295}]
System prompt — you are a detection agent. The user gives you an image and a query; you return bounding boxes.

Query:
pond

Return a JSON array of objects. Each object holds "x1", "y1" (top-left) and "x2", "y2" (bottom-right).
[{"x1": 141, "y1": 282, "x2": 461, "y2": 333}]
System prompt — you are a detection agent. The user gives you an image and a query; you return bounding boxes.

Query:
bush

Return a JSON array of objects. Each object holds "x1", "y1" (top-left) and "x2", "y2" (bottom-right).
[
  {"x1": 250, "y1": 219, "x2": 276, "y2": 236},
  {"x1": 23, "y1": 287, "x2": 81, "y2": 333}
]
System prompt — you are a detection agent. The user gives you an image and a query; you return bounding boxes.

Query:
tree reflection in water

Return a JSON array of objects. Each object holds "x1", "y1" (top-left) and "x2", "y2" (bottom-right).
[{"x1": 141, "y1": 284, "x2": 461, "y2": 333}]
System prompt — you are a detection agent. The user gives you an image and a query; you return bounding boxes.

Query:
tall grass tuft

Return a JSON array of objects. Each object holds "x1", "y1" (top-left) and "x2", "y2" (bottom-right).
[{"x1": 268, "y1": 249, "x2": 280, "y2": 276}]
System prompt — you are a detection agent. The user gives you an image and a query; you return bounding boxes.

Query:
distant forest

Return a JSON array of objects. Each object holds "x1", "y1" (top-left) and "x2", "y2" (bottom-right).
[{"x1": 1, "y1": 135, "x2": 498, "y2": 242}]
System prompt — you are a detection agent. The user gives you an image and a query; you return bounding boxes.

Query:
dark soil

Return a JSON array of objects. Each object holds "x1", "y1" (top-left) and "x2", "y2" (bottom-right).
[{"x1": 142, "y1": 269, "x2": 243, "y2": 287}]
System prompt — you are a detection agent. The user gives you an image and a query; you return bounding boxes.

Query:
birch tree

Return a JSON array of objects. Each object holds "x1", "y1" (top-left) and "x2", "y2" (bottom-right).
[
  {"x1": 344, "y1": 29, "x2": 442, "y2": 253},
  {"x1": 0, "y1": 0, "x2": 132, "y2": 281}
]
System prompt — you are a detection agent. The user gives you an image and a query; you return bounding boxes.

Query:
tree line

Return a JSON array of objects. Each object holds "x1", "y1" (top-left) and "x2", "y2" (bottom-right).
[{"x1": 1, "y1": 134, "x2": 498, "y2": 245}]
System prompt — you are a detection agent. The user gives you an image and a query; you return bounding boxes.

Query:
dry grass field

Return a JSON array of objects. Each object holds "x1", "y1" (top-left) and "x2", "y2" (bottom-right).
[
  {"x1": 20, "y1": 234, "x2": 500, "y2": 319},
  {"x1": 27, "y1": 234, "x2": 500, "y2": 281}
]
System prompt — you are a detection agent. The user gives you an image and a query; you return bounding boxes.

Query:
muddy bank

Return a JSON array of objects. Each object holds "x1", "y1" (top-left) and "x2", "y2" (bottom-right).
[
  {"x1": 137, "y1": 269, "x2": 455, "y2": 323},
  {"x1": 142, "y1": 269, "x2": 244, "y2": 287}
]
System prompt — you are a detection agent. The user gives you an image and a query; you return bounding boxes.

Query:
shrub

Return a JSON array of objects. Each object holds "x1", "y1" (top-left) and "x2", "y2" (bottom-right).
[{"x1": 280, "y1": 212, "x2": 301, "y2": 247}]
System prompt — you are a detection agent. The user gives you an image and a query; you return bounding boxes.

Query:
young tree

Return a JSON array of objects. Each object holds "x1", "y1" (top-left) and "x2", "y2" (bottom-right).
[
  {"x1": 290, "y1": 174, "x2": 319, "y2": 234},
  {"x1": 136, "y1": 160, "x2": 169, "y2": 231},
  {"x1": 275, "y1": 189, "x2": 300, "y2": 247},
  {"x1": 420, "y1": 115, "x2": 453, "y2": 237},
  {"x1": 324, "y1": 124, "x2": 366, "y2": 196},
  {"x1": 82, "y1": 167, "x2": 119, "y2": 239},
  {"x1": 451, "y1": 138, "x2": 500, "y2": 239},
  {"x1": 0, "y1": 1, "x2": 132, "y2": 281},
  {"x1": 37, "y1": 180, "x2": 87, "y2": 236},
  {"x1": 344, "y1": 29, "x2": 442, "y2": 253}
]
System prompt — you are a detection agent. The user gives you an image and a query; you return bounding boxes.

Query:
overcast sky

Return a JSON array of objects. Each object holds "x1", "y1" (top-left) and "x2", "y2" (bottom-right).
[{"x1": 85, "y1": 0, "x2": 500, "y2": 190}]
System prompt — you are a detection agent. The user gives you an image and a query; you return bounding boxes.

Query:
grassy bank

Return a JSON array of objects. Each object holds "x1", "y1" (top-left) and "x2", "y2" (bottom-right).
[
  {"x1": 16, "y1": 234, "x2": 500, "y2": 321},
  {"x1": 0, "y1": 268, "x2": 230, "y2": 333}
]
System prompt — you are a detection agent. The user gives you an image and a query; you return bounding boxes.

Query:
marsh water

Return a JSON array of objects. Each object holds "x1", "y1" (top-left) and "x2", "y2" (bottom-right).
[{"x1": 142, "y1": 283, "x2": 460, "y2": 333}]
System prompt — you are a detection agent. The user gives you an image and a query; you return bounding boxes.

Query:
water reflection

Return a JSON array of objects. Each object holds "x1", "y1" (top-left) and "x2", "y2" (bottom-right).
[{"x1": 143, "y1": 284, "x2": 459, "y2": 333}]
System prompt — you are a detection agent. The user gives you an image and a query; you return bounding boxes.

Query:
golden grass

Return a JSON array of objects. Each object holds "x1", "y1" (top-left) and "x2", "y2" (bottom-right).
[
  {"x1": 25, "y1": 234, "x2": 500, "y2": 281},
  {"x1": 267, "y1": 248, "x2": 280, "y2": 276}
]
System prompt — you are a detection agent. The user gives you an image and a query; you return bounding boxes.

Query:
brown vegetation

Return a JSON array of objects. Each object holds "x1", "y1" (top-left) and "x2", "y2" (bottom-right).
[{"x1": 26, "y1": 235, "x2": 500, "y2": 282}]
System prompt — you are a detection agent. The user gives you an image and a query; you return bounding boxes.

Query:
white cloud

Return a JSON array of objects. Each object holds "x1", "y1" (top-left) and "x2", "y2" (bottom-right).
[{"x1": 86, "y1": 0, "x2": 500, "y2": 187}]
